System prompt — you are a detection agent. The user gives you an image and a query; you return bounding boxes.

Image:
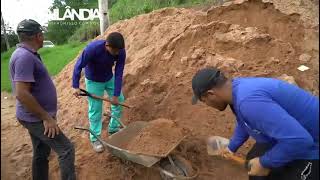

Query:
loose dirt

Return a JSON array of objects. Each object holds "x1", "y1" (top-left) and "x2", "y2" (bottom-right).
[
  {"x1": 124, "y1": 118, "x2": 186, "y2": 156},
  {"x1": 1, "y1": 0, "x2": 318, "y2": 179}
]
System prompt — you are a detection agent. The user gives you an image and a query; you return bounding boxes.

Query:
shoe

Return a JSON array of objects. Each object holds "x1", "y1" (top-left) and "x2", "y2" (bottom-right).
[
  {"x1": 91, "y1": 140, "x2": 104, "y2": 153},
  {"x1": 108, "y1": 130, "x2": 119, "y2": 136}
]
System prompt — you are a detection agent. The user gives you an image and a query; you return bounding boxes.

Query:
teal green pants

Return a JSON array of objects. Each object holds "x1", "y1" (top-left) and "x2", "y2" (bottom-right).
[{"x1": 85, "y1": 77, "x2": 125, "y2": 142}]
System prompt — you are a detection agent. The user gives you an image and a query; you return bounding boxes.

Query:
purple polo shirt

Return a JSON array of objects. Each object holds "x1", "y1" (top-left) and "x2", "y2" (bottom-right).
[{"x1": 9, "y1": 43, "x2": 57, "y2": 122}]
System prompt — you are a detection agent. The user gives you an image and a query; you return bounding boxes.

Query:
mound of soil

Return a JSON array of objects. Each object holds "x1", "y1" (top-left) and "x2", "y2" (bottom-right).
[
  {"x1": 124, "y1": 119, "x2": 186, "y2": 156},
  {"x1": 1, "y1": 0, "x2": 318, "y2": 179}
]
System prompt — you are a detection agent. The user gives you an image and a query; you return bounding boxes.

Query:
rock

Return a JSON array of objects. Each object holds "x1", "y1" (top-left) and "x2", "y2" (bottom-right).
[
  {"x1": 270, "y1": 57, "x2": 280, "y2": 63},
  {"x1": 277, "y1": 74, "x2": 297, "y2": 85},
  {"x1": 140, "y1": 79, "x2": 151, "y2": 86},
  {"x1": 175, "y1": 72, "x2": 183, "y2": 78},
  {"x1": 181, "y1": 57, "x2": 188, "y2": 64},
  {"x1": 299, "y1": 53, "x2": 312, "y2": 62},
  {"x1": 297, "y1": 65, "x2": 310, "y2": 72},
  {"x1": 191, "y1": 48, "x2": 205, "y2": 59},
  {"x1": 162, "y1": 51, "x2": 175, "y2": 61}
]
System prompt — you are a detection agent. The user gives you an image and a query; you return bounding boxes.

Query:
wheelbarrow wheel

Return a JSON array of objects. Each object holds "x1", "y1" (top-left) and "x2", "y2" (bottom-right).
[{"x1": 159, "y1": 155, "x2": 197, "y2": 180}]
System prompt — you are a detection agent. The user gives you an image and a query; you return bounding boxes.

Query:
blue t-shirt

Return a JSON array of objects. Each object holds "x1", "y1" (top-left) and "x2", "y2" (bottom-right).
[
  {"x1": 9, "y1": 43, "x2": 57, "y2": 122},
  {"x1": 228, "y1": 77, "x2": 319, "y2": 168},
  {"x1": 72, "y1": 40, "x2": 126, "y2": 96}
]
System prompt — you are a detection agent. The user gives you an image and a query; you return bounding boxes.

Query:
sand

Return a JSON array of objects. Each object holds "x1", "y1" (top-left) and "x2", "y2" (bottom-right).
[
  {"x1": 1, "y1": 0, "x2": 319, "y2": 179},
  {"x1": 124, "y1": 119, "x2": 186, "y2": 156}
]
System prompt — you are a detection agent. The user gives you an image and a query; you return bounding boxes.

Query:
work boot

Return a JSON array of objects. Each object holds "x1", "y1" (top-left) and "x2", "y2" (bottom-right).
[{"x1": 91, "y1": 140, "x2": 104, "y2": 153}]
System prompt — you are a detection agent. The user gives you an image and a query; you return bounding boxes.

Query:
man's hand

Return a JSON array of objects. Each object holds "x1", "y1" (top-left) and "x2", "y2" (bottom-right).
[
  {"x1": 248, "y1": 157, "x2": 270, "y2": 176},
  {"x1": 73, "y1": 88, "x2": 81, "y2": 98},
  {"x1": 219, "y1": 147, "x2": 234, "y2": 158},
  {"x1": 43, "y1": 117, "x2": 60, "y2": 138},
  {"x1": 111, "y1": 96, "x2": 119, "y2": 105}
]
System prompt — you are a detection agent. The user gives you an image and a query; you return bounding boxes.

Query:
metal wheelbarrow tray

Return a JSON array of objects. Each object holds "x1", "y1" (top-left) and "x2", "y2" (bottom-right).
[{"x1": 75, "y1": 121, "x2": 186, "y2": 167}]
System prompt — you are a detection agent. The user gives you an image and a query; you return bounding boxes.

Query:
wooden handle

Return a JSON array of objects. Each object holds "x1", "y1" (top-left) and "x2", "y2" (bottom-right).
[
  {"x1": 225, "y1": 154, "x2": 246, "y2": 165},
  {"x1": 91, "y1": 94, "x2": 131, "y2": 108}
]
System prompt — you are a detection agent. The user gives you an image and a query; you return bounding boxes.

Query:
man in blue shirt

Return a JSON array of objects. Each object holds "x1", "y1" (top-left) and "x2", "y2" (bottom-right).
[
  {"x1": 191, "y1": 67, "x2": 319, "y2": 180},
  {"x1": 72, "y1": 32, "x2": 126, "y2": 153}
]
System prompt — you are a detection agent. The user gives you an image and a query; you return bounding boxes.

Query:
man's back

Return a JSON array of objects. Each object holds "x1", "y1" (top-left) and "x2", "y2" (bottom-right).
[{"x1": 234, "y1": 77, "x2": 319, "y2": 143}]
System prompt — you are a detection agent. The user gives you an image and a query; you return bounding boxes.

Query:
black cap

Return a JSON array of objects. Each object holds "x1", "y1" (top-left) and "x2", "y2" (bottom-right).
[
  {"x1": 191, "y1": 67, "x2": 222, "y2": 105},
  {"x1": 16, "y1": 19, "x2": 44, "y2": 34},
  {"x1": 106, "y1": 32, "x2": 125, "y2": 49}
]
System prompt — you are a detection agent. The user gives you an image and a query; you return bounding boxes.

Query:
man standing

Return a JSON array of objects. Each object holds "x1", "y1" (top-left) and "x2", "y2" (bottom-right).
[
  {"x1": 72, "y1": 32, "x2": 126, "y2": 153},
  {"x1": 191, "y1": 67, "x2": 319, "y2": 180},
  {"x1": 9, "y1": 19, "x2": 75, "y2": 180}
]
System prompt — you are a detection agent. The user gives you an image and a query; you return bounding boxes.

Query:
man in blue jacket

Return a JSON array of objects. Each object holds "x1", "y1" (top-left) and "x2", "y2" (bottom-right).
[
  {"x1": 72, "y1": 32, "x2": 126, "y2": 153},
  {"x1": 191, "y1": 67, "x2": 319, "y2": 180}
]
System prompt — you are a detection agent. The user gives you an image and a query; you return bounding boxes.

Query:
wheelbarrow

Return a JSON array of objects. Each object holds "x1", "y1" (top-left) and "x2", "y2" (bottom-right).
[{"x1": 74, "y1": 121, "x2": 199, "y2": 179}]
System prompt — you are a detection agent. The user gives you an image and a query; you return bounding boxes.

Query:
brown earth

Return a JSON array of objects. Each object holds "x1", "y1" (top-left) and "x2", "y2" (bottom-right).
[
  {"x1": 1, "y1": 0, "x2": 319, "y2": 179},
  {"x1": 124, "y1": 118, "x2": 186, "y2": 156}
]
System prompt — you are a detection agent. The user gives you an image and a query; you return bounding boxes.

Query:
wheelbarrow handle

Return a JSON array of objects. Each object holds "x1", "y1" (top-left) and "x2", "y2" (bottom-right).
[
  {"x1": 74, "y1": 126, "x2": 118, "y2": 149},
  {"x1": 79, "y1": 88, "x2": 131, "y2": 108},
  {"x1": 74, "y1": 126, "x2": 100, "y2": 140},
  {"x1": 103, "y1": 113, "x2": 127, "y2": 128}
]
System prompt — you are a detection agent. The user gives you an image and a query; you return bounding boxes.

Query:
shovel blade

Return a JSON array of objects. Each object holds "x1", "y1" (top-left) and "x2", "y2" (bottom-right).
[{"x1": 207, "y1": 136, "x2": 230, "y2": 156}]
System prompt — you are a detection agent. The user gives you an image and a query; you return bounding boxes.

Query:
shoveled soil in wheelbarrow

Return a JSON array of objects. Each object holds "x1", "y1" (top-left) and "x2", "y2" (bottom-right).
[
  {"x1": 123, "y1": 118, "x2": 187, "y2": 156},
  {"x1": 1, "y1": 0, "x2": 318, "y2": 179}
]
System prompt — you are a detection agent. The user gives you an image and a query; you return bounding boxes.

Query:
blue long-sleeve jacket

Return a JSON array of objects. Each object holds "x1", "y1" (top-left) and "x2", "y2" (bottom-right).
[
  {"x1": 72, "y1": 40, "x2": 126, "y2": 96},
  {"x1": 228, "y1": 78, "x2": 319, "y2": 168}
]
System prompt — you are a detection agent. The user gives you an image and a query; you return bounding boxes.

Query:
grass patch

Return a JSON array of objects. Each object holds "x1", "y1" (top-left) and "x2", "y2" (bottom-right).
[
  {"x1": 109, "y1": 0, "x2": 222, "y2": 23},
  {"x1": 1, "y1": 42, "x2": 87, "y2": 92}
]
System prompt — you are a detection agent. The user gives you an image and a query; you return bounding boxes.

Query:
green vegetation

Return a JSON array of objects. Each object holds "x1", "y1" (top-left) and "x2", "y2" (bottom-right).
[
  {"x1": 109, "y1": 0, "x2": 221, "y2": 23},
  {"x1": 68, "y1": 21, "x2": 100, "y2": 43},
  {"x1": 1, "y1": 42, "x2": 87, "y2": 92}
]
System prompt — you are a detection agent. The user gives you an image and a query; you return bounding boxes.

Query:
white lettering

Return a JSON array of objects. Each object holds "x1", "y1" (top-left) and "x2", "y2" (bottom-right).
[
  {"x1": 79, "y1": 9, "x2": 91, "y2": 20},
  {"x1": 92, "y1": 9, "x2": 100, "y2": 20},
  {"x1": 50, "y1": 7, "x2": 101, "y2": 21}
]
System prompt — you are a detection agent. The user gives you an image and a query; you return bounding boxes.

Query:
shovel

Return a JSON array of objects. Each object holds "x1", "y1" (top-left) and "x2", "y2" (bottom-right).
[
  {"x1": 79, "y1": 88, "x2": 132, "y2": 108},
  {"x1": 207, "y1": 136, "x2": 248, "y2": 167}
]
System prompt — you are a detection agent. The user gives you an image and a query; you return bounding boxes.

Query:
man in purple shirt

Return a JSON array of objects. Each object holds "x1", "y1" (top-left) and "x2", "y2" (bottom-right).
[
  {"x1": 72, "y1": 32, "x2": 126, "y2": 153},
  {"x1": 9, "y1": 19, "x2": 75, "y2": 180}
]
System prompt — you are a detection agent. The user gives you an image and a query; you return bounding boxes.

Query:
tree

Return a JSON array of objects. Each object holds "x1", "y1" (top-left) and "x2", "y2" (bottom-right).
[
  {"x1": 1, "y1": 12, "x2": 10, "y2": 50},
  {"x1": 98, "y1": 0, "x2": 109, "y2": 35}
]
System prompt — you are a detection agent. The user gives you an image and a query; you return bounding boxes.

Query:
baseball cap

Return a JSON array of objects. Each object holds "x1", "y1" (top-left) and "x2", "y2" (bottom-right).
[
  {"x1": 191, "y1": 67, "x2": 222, "y2": 105},
  {"x1": 16, "y1": 19, "x2": 44, "y2": 35}
]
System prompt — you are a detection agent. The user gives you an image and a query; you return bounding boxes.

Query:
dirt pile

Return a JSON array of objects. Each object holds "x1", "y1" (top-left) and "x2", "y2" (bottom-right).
[
  {"x1": 124, "y1": 119, "x2": 186, "y2": 156},
  {"x1": 2, "y1": 0, "x2": 318, "y2": 179},
  {"x1": 51, "y1": 0, "x2": 319, "y2": 179}
]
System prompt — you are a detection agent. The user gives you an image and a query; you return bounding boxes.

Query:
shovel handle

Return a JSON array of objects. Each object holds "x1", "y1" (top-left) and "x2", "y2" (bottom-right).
[
  {"x1": 91, "y1": 94, "x2": 131, "y2": 108},
  {"x1": 225, "y1": 154, "x2": 246, "y2": 165},
  {"x1": 79, "y1": 88, "x2": 131, "y2": 108}
]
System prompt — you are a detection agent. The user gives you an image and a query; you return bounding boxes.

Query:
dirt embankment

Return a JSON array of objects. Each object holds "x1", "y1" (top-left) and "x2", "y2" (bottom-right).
[{"x1": 1, "y1": 0, "x2": 318, "y2": 179}]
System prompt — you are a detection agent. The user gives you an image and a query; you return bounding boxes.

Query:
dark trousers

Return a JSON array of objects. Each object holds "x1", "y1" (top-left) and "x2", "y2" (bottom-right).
[
  {"x1": 246, "y1": 143, "x2": 319, "y2": 180},
  {"x1": 19, "y1": 120, "x2": 76, "y2": 180}
]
